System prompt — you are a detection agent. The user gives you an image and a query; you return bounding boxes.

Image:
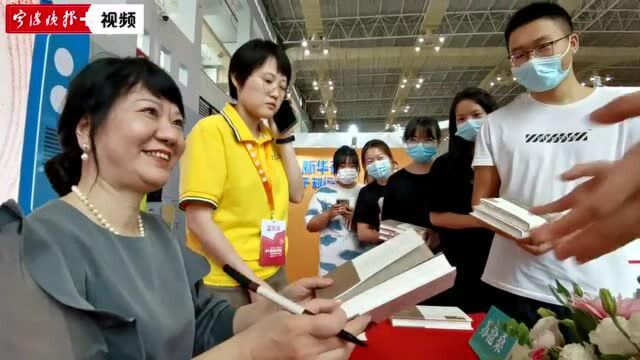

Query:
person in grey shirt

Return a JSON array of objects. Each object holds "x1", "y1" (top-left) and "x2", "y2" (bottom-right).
[{"x1": 5, "y1": 57, "x2": 367, "y2": 359}]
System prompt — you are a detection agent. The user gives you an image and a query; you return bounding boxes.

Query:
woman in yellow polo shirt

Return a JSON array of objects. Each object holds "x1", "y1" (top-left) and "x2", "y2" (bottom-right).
[{"x1": 180, "y1": 39, "x2": 304, "y2": 307}]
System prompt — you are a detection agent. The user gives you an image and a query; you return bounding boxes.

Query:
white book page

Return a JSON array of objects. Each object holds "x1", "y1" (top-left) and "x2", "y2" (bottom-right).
[
  {"x1": 352, "y1": 230, "x2": 423, "y2": 280},
  {"x1": 417, "y1": 306, "x2": 472, "y2": 322},
  {"x1": 341, "y1": 255, "x2": 455, "y2": 319},
  {"x1": 481, "y1": 198, "x2": 547, "y2": 229},
  {"x1": 471, "y1": 209, "x2": 528, "y2": 239}
]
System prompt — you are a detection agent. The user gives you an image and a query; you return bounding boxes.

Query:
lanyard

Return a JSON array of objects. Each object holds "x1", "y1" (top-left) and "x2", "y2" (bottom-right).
[{"x1": 243, "y1": 142, "x2": 275, "y2": 219}]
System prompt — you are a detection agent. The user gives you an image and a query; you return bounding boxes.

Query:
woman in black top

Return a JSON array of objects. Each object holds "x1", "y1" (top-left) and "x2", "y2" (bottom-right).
[
  {"x1": 381, "y1": 117, "x2": 441, "y2": 229},
  {"x1": 353, "y1": 140, "x2": 396, "y2": 243},
  {"x1": 429, "y1": 87, "x2": 498, "y2": 313}
]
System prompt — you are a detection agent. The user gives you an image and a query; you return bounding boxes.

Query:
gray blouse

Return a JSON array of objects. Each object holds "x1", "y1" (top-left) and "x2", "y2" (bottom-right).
[{"x1": 17, "y1": 199, "x2": 236, "y2": 359}]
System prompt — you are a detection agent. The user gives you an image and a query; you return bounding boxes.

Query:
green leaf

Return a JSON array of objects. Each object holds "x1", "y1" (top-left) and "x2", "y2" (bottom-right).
[
  {"x1": 550, "y1": 285, "x2": 568, "y2": 306},
  {"x1": 600, "y1": 288, "x2": 618, "y2": 318},
  {"x1": 558, "y1": 319, "x2": 582, "y2": 343},
  {"x1": 572, "y1": 281, "x2": 584, "y2": 297},
  {"x1": 538, "y1": 307, "x2": 558, "y2": 318},
  {"x1": 556, "y1": 280, "x2": 572, "y2": 300},
  {"x1": 517, "y1": 323, "x2": 530, "y2": 346},
  {"x1": 573, "y1": 308, "x2": 599, "y2": 341}
]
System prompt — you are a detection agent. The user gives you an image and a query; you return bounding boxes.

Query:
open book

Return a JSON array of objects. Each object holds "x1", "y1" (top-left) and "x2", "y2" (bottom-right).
[
  {"x1": 391, "y1": 306, "x2": 473, "y2": 330},
  {"x1": 379, "y1": 219, "x2": 427, "y2": 241},
  {"x1": 470, "y1": 198, "x2": 560, "y2": 239},
  {"x1": 315, "y1": 230, "x2": 456, "y2": 323}
]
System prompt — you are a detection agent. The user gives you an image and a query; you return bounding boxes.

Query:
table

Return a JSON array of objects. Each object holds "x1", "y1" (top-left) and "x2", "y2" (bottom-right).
[{"x1": 350, "y1": 313, "x2": 485, "y2": 359}]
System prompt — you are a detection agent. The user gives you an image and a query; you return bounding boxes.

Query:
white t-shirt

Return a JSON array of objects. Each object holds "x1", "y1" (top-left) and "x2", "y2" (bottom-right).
[
  {"x1": 305, "y1": 183, "x2": 368, "y2": 275},
  {"x1": 472, "y1": 86, "x2": 640, "y2": 304}
]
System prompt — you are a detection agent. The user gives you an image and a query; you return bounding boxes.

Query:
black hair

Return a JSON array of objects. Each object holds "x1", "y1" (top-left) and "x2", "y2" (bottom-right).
[
  {"x1": 45, "y1": 57, "x2": 185, "y2": 196},
  {"x1": 332, "y1": 146, "x2": 360, "y2": 175},
  {"x1": 361, "y1": 139, "x2": 394, "y2": 181},
  {"x1": 403, "y1": 117, "x2": 442, "y2": 143},
  {"x1": 448, "y1": 87, "x2": 499, "y2": 175},
  {"x1": 504, "y1": 2, "x2": 574, "y2": 48},
  {"x1": 228, "y1": 39, "x2": 292, "y2": 100}
]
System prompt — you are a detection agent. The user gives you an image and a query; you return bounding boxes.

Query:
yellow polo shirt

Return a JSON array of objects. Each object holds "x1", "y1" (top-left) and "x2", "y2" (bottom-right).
[{"x1": 179, "y1": 103, "x2": 289, "y2": 287}]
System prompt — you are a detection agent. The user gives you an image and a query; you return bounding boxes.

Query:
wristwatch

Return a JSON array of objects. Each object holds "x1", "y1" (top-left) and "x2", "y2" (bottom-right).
[{"x1": 275, "y1": 135, "x2": 295, "y2": 144}]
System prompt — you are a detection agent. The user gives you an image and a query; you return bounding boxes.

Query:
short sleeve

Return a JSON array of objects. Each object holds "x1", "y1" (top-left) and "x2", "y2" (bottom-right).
[
  {"x1": 471, "y1": 117, "x2": 495, "y2": 167},
  {"x1": 353, "y1": 188, "x2": 380, "y2": 228},
  {"x1": 179, "y1": 119, "x2": 227, "y2": 210},
  {"x1": 304, "y1": 191, "x2": 323, "y2": 225},
  {"x1": 380, "y1": 179, "x2": 397, "y2": 221}
]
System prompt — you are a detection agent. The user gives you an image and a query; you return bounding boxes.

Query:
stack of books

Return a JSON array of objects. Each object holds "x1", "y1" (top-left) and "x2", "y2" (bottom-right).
[
  {"x1": 379, "y1": 219, "x2": 427, "y2": 242},
  {"x1": 391, "y1": 305, "x2": 473, "y2": 331},
  {"x1": 470, "y1": 198, "x2": 558, "y2": 239},
  {"x1": 316, "y1": 230, "x2": 456, "y2": 323}
]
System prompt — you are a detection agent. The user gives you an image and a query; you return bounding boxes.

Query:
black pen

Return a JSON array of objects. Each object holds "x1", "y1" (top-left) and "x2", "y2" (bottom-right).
[{"x1": 222, "y1": 264, "x2": 367, "y2": 347}]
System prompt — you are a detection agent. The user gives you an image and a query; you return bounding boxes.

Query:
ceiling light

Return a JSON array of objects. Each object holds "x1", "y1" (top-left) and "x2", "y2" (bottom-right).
[
  {"x1": 320, "y1": 108, "x2": 325, "y2": 114},
  {"x1": 333, "y1": 109, "x2": 337, "y2": 114},
  {"x1": 323, "y1": 48, "x2": 329, "y2": 55},
  {"x1": 335, "y1": 124, "x2": 339, "y2": 130},
  {"x1": 312, "y1": 80, "x2": 318, "y2": 86},
  {"x1": 400, "y1": 84, "x2": 405, "y2": 88},
  {"x1": 385, "y1": 124, "x2": 390, "y2": 129},
  {"x1": 415, "y1": 46, "x2": 421, "y2": 52},
  {"x1": 314, "y1": 86, "x2": 319, "y2": 90},
  {"x1": 439, "y1": 36, "x2": 445, "y2": 43},
  {"x1": 416, "y1": 84, "x2": 421, "y2": 88},
  {"x1": 605, "y1": 75, "x2": 612, "y2": 81},
  {"x1": 402, "y1": 78, "x2": 407, "y2": 83},
  {"x1": 581, "y1": 82, "x2": 586, "y2": 86},
  {"x1": 405, "y1": 105, "x2": 410, "y2": 109},
  {"x1": 497, "y1": 76, "x2": 502, "y2": 81},
  {"x1": 329, "y1": 86, "x2": 334, "y2": 90},
  {"x1": 403, "y1": 108, "x2": 409, "y2": 113},
  {"x1": 348, "y1": 124, "x2": 358, "y2": 135},
  {"x1": 590, "y1": 76, "x2": 595, "y2": 81},
  {"x1": 391, "y1": 109, "x2": 396, "y2": 113},
  {"x1": 490, "y1": 81, "x2": 495, "y2": 87},
  {"x1": 512, "y1": 76, "x2": 517, "y2": 81},
  {"x1": 328, "y1": 80, "x2": 333, "y2": 86},
  {"x1": 434, "y1": 46, "x2": 440, "y2": 52},
  {"x1": 324, "y1": 123, "x2": 329, "y2": 129},
  {"x1": 418, "y1": 77, "x2": 424, "y2": 83},
  {"x1": 304, "y1": 49, "x2": 310, "y2": 56},
  {"x1": 418, "y1": 36, "x2": 424, "y2": 43},
  {"x1": 302, "y1": 39, "x2": 308, "y2": 48}
]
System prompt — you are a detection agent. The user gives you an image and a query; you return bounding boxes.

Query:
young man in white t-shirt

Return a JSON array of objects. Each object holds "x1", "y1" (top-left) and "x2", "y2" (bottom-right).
[{"x1": 471, "y1": 2, "x2": 640, "y2": 326}]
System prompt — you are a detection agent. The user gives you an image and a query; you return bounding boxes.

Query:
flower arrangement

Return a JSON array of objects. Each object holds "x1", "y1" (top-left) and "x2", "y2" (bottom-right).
[{"x1": 502, "y1": 281, "x2": 640, "y2": 359}]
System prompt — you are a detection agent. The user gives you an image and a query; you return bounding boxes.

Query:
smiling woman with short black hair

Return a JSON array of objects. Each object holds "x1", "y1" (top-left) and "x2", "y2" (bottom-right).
[{"x1": 180, "y1": 39, "x2": 304, "y2": 307}]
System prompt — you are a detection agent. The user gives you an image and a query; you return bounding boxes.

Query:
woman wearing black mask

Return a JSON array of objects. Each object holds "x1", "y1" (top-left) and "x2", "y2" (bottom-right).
[{"x1": 428, "y1": 87, "x2": 498, "y2": 313}]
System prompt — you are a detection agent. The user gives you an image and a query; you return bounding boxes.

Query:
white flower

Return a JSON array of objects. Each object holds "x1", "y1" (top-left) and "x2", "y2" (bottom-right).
[
  {"x1": 589, "y1": 316, "x2": 637, "y2": 355},
  {"x1": 559, "y1": 343, "x2": 597, "y2": 360},
  {"x1": 530, "y1": 317, "x2": 565, "y2": 348},
  {"x1": 509, "y1": 344, "x2": 531, "y2": 360}
]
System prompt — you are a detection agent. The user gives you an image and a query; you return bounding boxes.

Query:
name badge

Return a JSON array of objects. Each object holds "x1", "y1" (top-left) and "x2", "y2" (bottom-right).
[{"x1": 259, "y1": 219, "x2": 286, "y2": 266}]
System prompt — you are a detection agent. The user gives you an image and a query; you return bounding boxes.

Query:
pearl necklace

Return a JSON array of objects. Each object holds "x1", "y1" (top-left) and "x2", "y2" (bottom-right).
[{"x1": 71, "y1": 186, "x2": 145, "y2": 237}]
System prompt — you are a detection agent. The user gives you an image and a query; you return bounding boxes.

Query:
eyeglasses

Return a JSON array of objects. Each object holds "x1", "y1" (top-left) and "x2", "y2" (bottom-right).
[
  {"x1": 255, "y1": 74, "x2": 289, "y2": 98},
  {"x1": 508, "y1": 34, "x2": 572, "y2": 66}
]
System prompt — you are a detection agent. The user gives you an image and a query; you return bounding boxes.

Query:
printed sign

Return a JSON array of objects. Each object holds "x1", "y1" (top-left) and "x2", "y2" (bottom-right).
[
  {"x1": 300, "y1": 159, "x2": 335, "y2": 189},
  {"x1": 469, "y1": 306, "x2": 518, "y2": 359}
]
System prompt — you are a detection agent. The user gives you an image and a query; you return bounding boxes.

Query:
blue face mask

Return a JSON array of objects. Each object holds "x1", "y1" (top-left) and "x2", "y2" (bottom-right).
[
  {"x1": 366, "y1": 159, "x2": 392, "y2": 181},
  {"x1": 406, "y1": 143, "x2": 438, "y2": 163},
  {"x1": 511, "y1": 42, "x2": 572, "y2": 92},
  {"x1": 455, "y1": 118, "x2": 483, "y2": 142}
]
